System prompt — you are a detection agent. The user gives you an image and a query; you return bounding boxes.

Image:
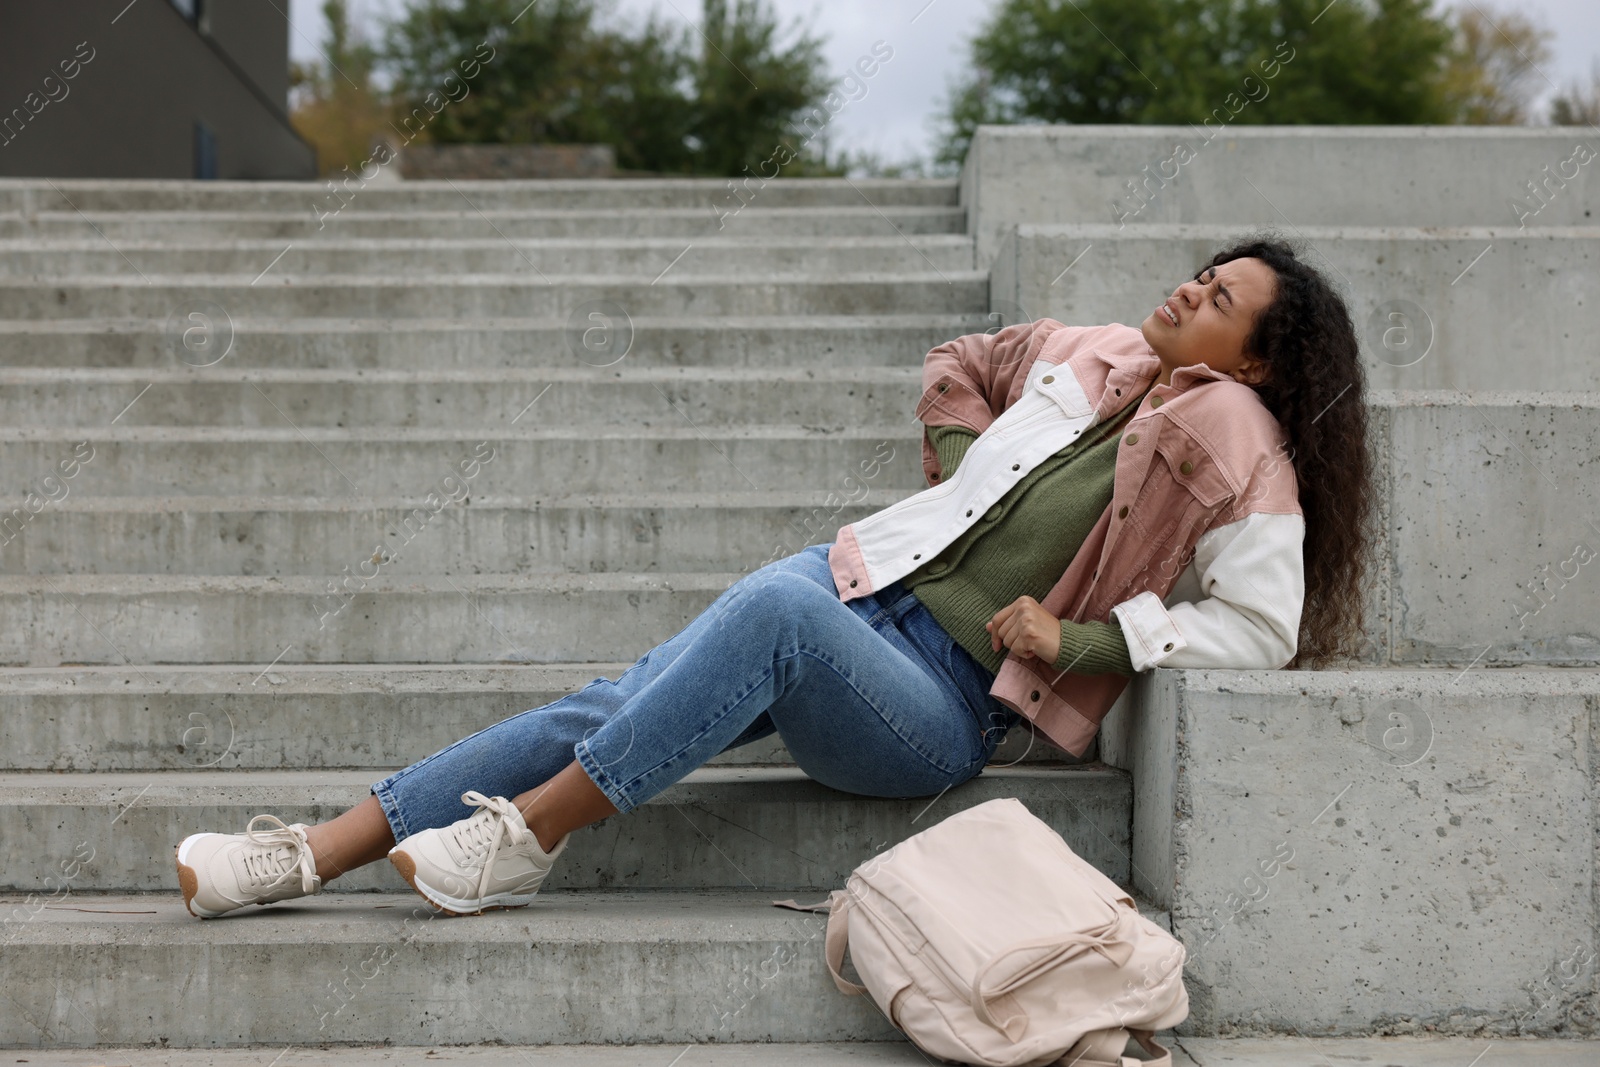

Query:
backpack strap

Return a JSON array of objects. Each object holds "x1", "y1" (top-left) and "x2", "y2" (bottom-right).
[
  {"x1": 1060, "y1": 1027, "x2": 1173, "y2": 1066},
  {"x1": 970, "y1": 912, "x2": 1136, "y2": 1039},
  {"x1": 822, "y1": 888, "x2": 868, "y2": 996},
  {"x1": 1127, "y1": 1028, "x2": 1173, "y2": 1066},
  {"x1": 769, "y1": 897, "x2": 834, "y2": 912}
]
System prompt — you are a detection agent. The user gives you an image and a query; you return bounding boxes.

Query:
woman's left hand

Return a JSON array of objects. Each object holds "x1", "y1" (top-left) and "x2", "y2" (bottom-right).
[{"x1": 986, "y1": 595, "x2": 1061, "y2": 662}]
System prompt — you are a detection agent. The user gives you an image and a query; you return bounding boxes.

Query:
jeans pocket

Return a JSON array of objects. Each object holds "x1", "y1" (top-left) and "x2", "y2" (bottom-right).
[
  {"x1": 944, "y1": 634, "x2": 1014, "y2": 752},
  {"x1": 901, "y1": 602, "x2": 985, "y2": 718}
]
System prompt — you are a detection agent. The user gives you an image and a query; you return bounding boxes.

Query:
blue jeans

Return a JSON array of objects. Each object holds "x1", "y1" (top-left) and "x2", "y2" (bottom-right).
[{"x1": 371, "y1": 542, "x2": 1023, "y2": 837}]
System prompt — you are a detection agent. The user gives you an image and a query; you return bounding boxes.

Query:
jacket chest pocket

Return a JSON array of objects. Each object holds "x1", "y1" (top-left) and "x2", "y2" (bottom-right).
[{"x1": 1153, "y1": 423, "x2": 1231, "y2": 509}]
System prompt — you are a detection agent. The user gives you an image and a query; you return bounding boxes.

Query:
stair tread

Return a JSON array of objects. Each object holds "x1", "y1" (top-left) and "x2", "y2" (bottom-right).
[
  {"x1": 0, "y1": 234, "x2": 976, "y2": 250},
  {"x1": 0, "y1": 1042, "x2": 998, "y2": 1066},
  {"x1": 0, "y1": 764, "x2": 1120, "y2": 791},
  {"x1": 0, "y1": 270, "x2": 986, "y2": 285},
  {"x1": 0, "y1": 424, "x2": 915, "y2": 439},
  {"x1": 0, "y1": 888, "x2": 1168, "y2": 941},
  {"x1": 0, "y1": 311, "x2": 988, "y2": 331},
  {"x1": 0, "y1": 490, "x2": 907, "y2": 512},
  {"x1": 16, "y1": 202, "x2": 964, "y2": 220},
  {"x1": 0, "y1": 366, "x2": 923, "y2": 382}
]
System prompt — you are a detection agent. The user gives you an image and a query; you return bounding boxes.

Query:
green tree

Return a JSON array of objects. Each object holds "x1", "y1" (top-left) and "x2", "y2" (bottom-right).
[
  {"x1": 380, "y1": 0, "x2": 611, "y2": 145},
  {"x1": 690, "y1": 0, "x2": 832, "y2": 176},
  {"x1": 377, "y1": 0, "x2": 832, "y2": 176},
  {"x1": 936, "y1": 0, "x2": 1459, "y2": 165},
  {"x1": 589, "y1": 13, "x2": 697, "y2": 173}
]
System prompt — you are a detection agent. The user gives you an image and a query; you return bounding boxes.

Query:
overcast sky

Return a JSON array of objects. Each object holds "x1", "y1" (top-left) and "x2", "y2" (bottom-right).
[{"x1": 287, "y1": 0, "x2": 1600, "y2": 167}]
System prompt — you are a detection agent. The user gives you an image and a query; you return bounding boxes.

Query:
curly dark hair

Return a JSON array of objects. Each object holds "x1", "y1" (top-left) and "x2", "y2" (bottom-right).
[{"x1": 1202, "y1": 233, "x2": 1377, "y2": 668}]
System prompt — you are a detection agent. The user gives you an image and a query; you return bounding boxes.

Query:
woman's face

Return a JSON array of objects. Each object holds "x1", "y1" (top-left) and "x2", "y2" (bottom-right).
[{"x1": 1140, "y1": 257, "x2": 1278, "y2": 386}]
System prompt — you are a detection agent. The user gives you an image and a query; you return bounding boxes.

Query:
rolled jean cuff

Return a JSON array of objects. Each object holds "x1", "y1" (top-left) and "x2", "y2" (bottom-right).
[
  {"x1": 574, "y1": 738, "x2": 638, "y2": 816},
  {"x1": 371, "y1": 782, "x2": 412, "y2": 843}
]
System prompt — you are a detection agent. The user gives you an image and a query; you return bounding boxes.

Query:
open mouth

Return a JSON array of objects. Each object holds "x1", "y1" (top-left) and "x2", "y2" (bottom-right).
[{"x1": 1159, "y1": 302, "x2": 1179, "y2": 327}]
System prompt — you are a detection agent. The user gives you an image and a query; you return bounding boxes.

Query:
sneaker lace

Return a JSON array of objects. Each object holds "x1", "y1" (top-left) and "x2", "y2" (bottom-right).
[
  {"x1": 451, "y1": 790, "x2": 528, "y2": 899},
  {"x1": 240, "y1": 815, "x2": 318, "y2": 895}
]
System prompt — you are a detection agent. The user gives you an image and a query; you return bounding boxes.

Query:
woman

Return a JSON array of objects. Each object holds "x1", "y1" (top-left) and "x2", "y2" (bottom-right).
[{"x1": 175, "y1": 233, "x2": 1374, "y2": 919}]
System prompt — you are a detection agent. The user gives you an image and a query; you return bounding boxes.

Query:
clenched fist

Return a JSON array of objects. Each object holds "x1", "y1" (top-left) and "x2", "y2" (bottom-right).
[{"x1": 986, "y1": 595, "x2": 1061, "y2": 662}]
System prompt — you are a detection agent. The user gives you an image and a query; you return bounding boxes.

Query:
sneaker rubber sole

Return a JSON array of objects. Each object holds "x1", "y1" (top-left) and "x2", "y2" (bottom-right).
[
  {"x1": 389, "y1": 847, "x2": 540, "y2": 917},
  {"x1": 175, "y1": 834, "x2": 223, "y2": 919}
]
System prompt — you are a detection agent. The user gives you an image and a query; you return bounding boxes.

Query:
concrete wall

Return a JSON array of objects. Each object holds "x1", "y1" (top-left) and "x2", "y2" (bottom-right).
[
  {"x1": 0, "y1": 0, "x2": 313, "y2": 179},
  {"x1": 397, "y1": 144, "x2": 618, "y2": 179},
  {"x1": 961, "y1": 126, "x2": 1599, "y2": 266},
  {"x1": 990, "y1": 225, "x2": 1600, "y2": 391},
  {"x1": 1100, "y1": 668, "x2": 1599, "y2": 1037}
]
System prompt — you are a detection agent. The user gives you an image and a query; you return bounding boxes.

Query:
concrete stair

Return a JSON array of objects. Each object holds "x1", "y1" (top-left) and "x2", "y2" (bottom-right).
[
  {"x1": 1, "y1": 889, "x2": 1173, "y2": 1047},
  {"x1": 0, "y1": 235, "x2": 979, "y2": 276},
  {"x1": 0, "y1": 204, "x2": 968, "y2": 240},
  {"x1": 0, "y1": 175, "x2": 1137, "y2": 1051},
  {"x1": 0, "y1": 314, "x2": 981, "y2": 368},
  {"x1": 4, "y1": 129, "x2": 1599, "y2": 1052}
]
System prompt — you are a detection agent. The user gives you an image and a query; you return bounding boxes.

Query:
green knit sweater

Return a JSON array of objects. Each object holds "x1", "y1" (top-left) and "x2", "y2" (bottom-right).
[{"x1": 902, "y1": 388, "x2": 1151, "y2": 678}]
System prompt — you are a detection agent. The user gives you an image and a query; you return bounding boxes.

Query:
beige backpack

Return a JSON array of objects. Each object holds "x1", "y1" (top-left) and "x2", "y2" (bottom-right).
[{"x1": 777, "y1": 796, "x2": 1188, "y2": 1066}]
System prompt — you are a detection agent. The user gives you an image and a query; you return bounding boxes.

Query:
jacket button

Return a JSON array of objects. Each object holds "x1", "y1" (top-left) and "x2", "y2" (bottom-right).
[
  {"x1": 1115, "y1": 388, "x2": 1122, "y2": 396},
  {"x1": 1011, "y1": 463, "x2": 1020, "y2": 471},
  {"x1": 849, "y1": 579, "x2": 857, "y2": 588},
  {"x1": 1150, "y1": 395, "x2": 1163, "y2": 407},
  {"x1": 1042, "y1": 374, "x2": 1054, "y2": 384},
  {"x1": 1030, "y1": 690, "x2": 1040, "y2": 702},
  {"x1": 1092, "y1": 569, "x2": 1098, "y2": 579},
  {"x1": 1117, "y1": 505, "x2": 1128, "y2": 519},
  {"x1": 913, "y1": 553, "x2": 921, "y2": 560},
  {"x1": 1126, "y1": 433, "x2": 1139, "y2": 445},
  {"x1": 931, "y1": 472, "x2": 940, "y2": 480},
  {"x1": 1179, "y1": 460, "x2": 1193, "y2": 475},
  {"x1": 1163, "y1": 642, "x2": 1174, "y2": 651},
  {"x1": 937, "y1": 383, "x2": 949, "y2": 392},
  {"x1": 965, "y1": 509, "x2": 973, "y2": 517}
]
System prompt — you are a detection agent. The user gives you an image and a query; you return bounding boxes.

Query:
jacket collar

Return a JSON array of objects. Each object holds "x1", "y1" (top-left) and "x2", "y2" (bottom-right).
[
  {"x1": 1168, "y1": 361, "x2": 1237, "y2": 389},
  {"x1": 1074, "y1": 340, "x2": 1236, "y2": 421}
]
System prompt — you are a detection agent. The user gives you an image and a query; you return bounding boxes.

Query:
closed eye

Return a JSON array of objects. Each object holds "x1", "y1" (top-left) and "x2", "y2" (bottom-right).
[{"x1": 1198, "y1": 267, "x2": 1233, "y2": 311}]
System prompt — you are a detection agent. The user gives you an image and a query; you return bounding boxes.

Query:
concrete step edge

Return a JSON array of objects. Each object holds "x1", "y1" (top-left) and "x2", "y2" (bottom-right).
[
  {"x1": 8, "y1": 663, "x2": 1597, "y2": 693},
  {"x1": 0, "y1": 886, "x2": 1169, "y2": 938},
  {"x1": 0, "y1": 270, "x2": 987, "y2": 287},
  {"x1": 0, "y1": 235, "x2": 977, "y2": 251},
  {"x1": 0, "y1": 313, "x2": 986, "y2": 332},
  {"x1": 0, "y1": 366, "x2": 922, "y2": 383},
  {"x1": 0, "y1": 572, "x2": 768, "y2": 594},
  {"x1": 14, "y1": 204, "x2": 966, "y2": 221},
  {"x1": 0, "y1": 425, "x2": 918, "y2": 441},
  {"x1": 0, "y1": 489, "x2": 908, "y2": 512},
  {"x1": 0, "y1": 764, "x2": 1122, "y2": 794}
]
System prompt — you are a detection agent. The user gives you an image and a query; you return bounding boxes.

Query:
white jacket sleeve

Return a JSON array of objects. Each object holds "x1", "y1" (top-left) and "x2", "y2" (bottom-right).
[{"x1": 1108, "y1": 511, "x2": 1305, "y2": 672}]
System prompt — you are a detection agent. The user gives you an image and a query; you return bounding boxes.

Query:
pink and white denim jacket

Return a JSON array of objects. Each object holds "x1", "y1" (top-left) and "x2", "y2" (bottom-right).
[{"x1": 828, "y1": 319, "x2": 1305, "y2": 757}]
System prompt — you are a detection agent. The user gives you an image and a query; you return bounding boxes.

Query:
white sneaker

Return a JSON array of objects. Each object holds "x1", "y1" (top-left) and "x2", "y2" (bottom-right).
[
  {"x1": 387, "y1": 790, "x2": 570, "y2": 916},
  {"x1": 175, "y1": 815, "x2": 322, "y2": 918}
]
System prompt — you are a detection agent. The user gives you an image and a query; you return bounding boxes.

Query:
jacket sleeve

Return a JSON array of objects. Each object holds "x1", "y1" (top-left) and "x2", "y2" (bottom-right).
[
  {"x1": 1052, "y1": 619, "x2": 1135, "y2": 676},
  {"x1": 1107, "y1": 511, "x2": 1305, "y2": 672},
  {"x1": 915, "y1": 317, "x2": 1064, "y2": 433},
  {"x1": 926, "y1": 423, "x2": 979, "y2": 482}
]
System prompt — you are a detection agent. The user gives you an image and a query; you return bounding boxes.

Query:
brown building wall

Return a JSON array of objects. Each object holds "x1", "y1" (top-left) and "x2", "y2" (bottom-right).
[{"x1": 0, "y1": 0, "x2": 315, "y2": 178}]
